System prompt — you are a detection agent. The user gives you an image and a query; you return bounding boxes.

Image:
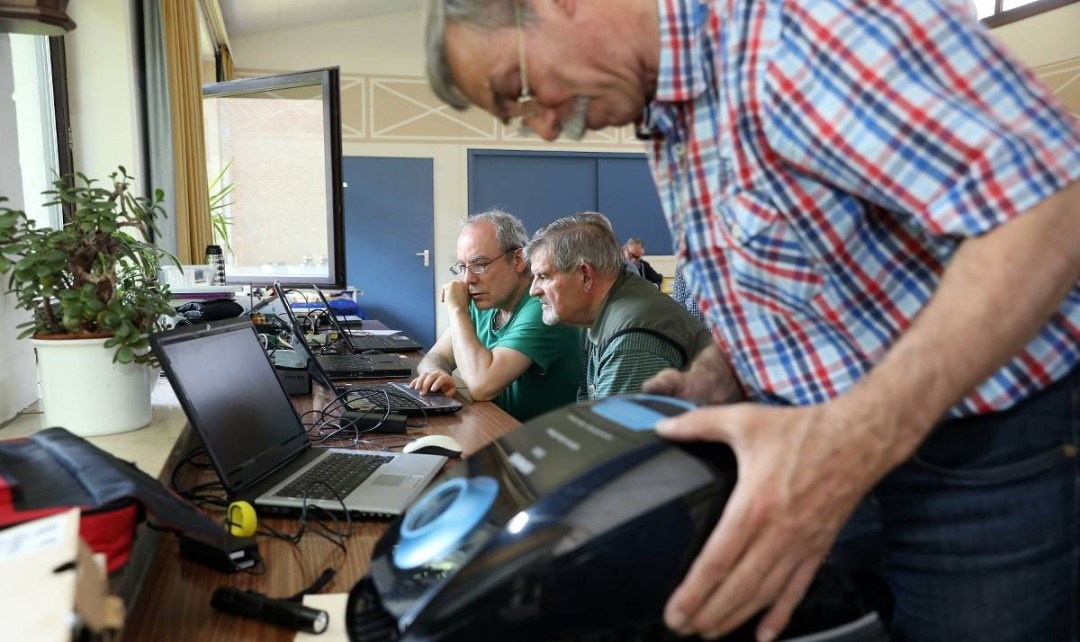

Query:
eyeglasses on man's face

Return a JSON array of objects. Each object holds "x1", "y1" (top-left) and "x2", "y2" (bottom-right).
[{"x1": 449, "y1": 248, "x2": 517, "y2": 276}]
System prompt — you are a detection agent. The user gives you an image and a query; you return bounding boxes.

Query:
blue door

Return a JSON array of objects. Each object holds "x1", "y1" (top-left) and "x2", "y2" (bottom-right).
[
  {"x1": 469, "y1": 152, "x2": 595, "y2": 236},
  {"x1": 342, "y1": 157, "x2": 436, "y2": 348},
  {"x1": 468, "y1": 150, "x2": 671, "y2": 251}
]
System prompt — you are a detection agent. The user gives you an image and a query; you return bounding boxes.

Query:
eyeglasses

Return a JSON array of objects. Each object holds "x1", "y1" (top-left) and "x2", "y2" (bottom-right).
[
  {"x1": 509, "y1": 1, "x2": 537, "y2": 136},
  {"x1": 449, "y1": 248, "x2": 518, "y2": 276}
]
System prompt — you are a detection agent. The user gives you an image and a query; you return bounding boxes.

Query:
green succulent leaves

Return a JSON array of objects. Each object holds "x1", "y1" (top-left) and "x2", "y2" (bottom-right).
[{"x1": 0, "y1": 169, "x2": 178, "y2": 364}]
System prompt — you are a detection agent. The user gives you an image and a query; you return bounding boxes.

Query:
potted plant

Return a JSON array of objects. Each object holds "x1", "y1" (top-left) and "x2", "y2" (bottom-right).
[
  {"x1": 209, "y1": 159, "x2": 237, "y2": 258},
  {"x1": 0, "y1": 167, "x2": 177, "y2": 436}
]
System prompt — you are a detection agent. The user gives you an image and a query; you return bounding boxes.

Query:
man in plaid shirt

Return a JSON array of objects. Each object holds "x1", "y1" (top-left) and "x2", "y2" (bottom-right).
[{"x1": 426, "y1": 0, "x2": 1080, "y2": 639}]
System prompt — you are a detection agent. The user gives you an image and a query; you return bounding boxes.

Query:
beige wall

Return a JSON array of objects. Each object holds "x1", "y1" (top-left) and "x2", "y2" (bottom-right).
[
  {"x1": 992, "y1": 3, "x2": 1080, "y2": 118},
  {"x1": 991, "y1": 3, "x2": 1080, "y2": 69},
  {"x1": 229, "y1": 7, "x2": 1080, "y2": 337},
  {"x1": 67, "y1": 0, "x2": 144, "y2": 181}
]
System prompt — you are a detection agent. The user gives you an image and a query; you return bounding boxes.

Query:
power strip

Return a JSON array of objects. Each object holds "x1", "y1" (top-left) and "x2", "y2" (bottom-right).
[{"x1": 339, "y1": 411, "x2": 408, "y2": 434}]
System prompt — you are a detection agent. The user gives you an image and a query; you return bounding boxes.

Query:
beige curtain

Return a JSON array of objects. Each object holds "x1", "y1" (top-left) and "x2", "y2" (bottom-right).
[{"x1": 162, "y1": 0, "x2": 212, "y2": 264}]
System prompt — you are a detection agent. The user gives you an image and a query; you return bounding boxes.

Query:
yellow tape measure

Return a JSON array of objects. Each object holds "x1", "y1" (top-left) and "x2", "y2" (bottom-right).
[{"x1": 227, "y1": 501, "x2": 257, "y2": 538}]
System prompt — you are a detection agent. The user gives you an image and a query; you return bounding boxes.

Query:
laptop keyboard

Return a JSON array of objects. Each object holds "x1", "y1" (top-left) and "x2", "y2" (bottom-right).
[
  {"x1": 319, "y1": 354, "x2": 374, "y2": 372},
  {"x1": 346, "y1": 384, "x2": 430, "y2": 412},
  {"x1": 275, "y1": 452, "x2": 393, "y2": 500},
  {"x1": 348, "y1": 335, "x2": 414, "y2": 351}
]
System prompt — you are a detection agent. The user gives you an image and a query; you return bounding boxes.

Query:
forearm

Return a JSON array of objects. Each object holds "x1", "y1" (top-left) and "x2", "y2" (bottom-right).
[
  {"x1": 691, "y1": 343, "x2": 746, "y2": 403},
  {"x1": 446, "y1": 306, "x2": 498, "y2": 393},
  {"x1": 417, "y1": 332, "x2": 455, "y2": 376},
  {"x1": 840, "y1": 181, "x2": 1080, "y2": 469}
]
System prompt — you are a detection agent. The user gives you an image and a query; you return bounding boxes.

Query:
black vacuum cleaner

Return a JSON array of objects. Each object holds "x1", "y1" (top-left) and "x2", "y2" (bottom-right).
[{"x1": 346, "y1": 394, "x2": 889, "y2": 641}]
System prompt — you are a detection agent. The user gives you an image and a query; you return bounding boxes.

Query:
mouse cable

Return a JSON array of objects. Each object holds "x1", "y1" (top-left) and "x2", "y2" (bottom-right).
[{"x1": 287, "y1": 568, "x2": 337, "y2": 602}]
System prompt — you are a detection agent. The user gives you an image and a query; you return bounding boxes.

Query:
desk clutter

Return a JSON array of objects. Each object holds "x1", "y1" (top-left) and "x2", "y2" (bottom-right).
[
  {"x1": 5, "y1": 275, "x2": 884, "y2": 639},
  {"x1": 151, "y1": 317, "x2": 446, "y2": 520},
  {"x1": 0, "y1": 428, "x2": 237, "y2": 640},
  {"x1": 0, "y1": 427, "x2": 225, "y2": 571}
]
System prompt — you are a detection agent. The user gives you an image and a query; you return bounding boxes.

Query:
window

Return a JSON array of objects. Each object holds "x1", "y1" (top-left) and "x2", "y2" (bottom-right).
[
  {"x1": 0, "y1": 34, "x2": 66, "y2": 228},
  {"x1": 977, "y1": 0, "x2": 1080, "y2": 26},
  {"x1": 202, "y1": 68, "x2": 345, "y2": 288},
  {"x1": 0, "y1": 32, "x2": 70, "y2": 423}
]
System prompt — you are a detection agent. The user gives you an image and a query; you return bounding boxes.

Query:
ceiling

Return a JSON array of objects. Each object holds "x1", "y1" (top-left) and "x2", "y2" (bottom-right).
[{"x1": 219, "y1": 0, "x2": 421, "y2": 39}]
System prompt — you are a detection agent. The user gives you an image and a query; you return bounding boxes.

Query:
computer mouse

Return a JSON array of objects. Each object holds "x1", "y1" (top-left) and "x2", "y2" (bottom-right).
[{"x1": 402, "y1": 434, "x2": 464, "y2": 458}]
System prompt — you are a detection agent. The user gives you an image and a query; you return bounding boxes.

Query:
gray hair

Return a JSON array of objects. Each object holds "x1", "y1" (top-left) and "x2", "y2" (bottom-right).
[
  {"x1": 524, "y1": 212, "x2": 624, "y2": 276},
  {"x1": 465, "y1": 209, "x2": 529, "y2": 257},
  {"x1": 625, "y1": 237, "x2": 644, "y2": 247},
  {"x1": 424, "y1": 0, "x2": 530, "y2": 109}
]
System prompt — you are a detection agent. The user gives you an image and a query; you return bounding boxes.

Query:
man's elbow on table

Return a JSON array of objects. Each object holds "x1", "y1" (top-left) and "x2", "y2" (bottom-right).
[{"x1": 465, "y1": 380, "x2": 504, "y2": 402}]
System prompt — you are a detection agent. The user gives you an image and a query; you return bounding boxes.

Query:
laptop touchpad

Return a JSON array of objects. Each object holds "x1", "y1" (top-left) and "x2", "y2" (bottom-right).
[{"x1": 373, "y1": 474, "x2": 407, "y2": 487}]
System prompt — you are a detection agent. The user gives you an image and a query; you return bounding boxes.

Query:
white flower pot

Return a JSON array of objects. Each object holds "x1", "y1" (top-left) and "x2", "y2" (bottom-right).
[{"x1": 32, "y1": 337, "x2": 155, "y2": 437}]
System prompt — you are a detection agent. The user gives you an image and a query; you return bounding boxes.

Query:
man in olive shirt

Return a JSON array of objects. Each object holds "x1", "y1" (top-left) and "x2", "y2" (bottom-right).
[
  {"x1": 411, "y1": 210, "x2": 580, "y2": 421},
  {"x1": 526, "y1": 212, "x2": 713, "y2": 401}
]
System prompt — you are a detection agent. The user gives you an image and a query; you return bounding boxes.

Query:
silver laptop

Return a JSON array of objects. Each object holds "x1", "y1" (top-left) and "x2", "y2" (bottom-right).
[{"x1": 150, "y1": 317, "x2": 446, "y2": 517}]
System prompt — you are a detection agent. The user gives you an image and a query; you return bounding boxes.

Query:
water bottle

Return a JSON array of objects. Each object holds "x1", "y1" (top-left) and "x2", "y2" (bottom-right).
[{"x1": 205, "y1": 244, "x2": 226, "y2": 285}]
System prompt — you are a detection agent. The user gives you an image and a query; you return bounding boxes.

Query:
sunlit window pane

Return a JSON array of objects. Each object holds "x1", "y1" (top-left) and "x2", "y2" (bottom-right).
[
  {"x1": 2, "y1": 34, "x2": 61, "y2": 229},
  {"x1": 972, "y1": 0, "x2": 997, "y2": 18}
]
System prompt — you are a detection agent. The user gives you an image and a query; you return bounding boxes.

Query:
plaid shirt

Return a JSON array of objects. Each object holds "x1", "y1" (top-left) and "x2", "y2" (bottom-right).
[{"x1": 644, "y1": 0, "x2": 1080, "y2": 415}]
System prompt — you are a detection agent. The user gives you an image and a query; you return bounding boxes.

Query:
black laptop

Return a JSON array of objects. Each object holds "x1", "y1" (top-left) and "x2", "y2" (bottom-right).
[
  {"x1": 311, "y1": 284, "x2": 423, "y2": 353},
  {"x1": 296, "y1": 325, "x2": 463, "y2": 417},
  {"x1": 150, "y1": 318, "x2": 446, "y2": 517},
  {"x1": 272, "y1": 283, "x2": 412, "y2": 380}
]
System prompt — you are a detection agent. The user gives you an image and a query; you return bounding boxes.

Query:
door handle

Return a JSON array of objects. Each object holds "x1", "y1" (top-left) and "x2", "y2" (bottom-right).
[{"x1": 416, "y1": 249, "x2": 430, "y2": 267}]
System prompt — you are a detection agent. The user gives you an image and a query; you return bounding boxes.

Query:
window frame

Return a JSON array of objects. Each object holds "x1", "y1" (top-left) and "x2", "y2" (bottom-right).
[
  {"x1": 49, "y1": 35, "x2": 75, "y2": 222},
  {"x1": 981, "y1": 0, "x2": 1080, "y2": 27},
  {"x1": 201, "y1": 67, "x2": 346, "y2": 288}
]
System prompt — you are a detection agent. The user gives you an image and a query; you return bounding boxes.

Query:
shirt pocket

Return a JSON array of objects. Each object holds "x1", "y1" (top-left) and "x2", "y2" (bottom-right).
[{"x1": 713, "y1": 188, "x2": 822, "y2": 316}]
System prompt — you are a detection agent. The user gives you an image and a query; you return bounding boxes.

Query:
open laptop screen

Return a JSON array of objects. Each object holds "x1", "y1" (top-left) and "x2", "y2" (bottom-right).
[
  {"x1": 271, "y1": 282, "x2": 337, "y2": 391},
  {"x1": 152, "y1": 319, "x2": 308, "y2": 488},
  {"x1": 311, "y1": 283, "x2": 355, "y2": 344}
]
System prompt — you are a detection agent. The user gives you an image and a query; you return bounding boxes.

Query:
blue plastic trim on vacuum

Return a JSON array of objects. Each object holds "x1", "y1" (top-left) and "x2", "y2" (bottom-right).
[
  {"x1": 589, "y1": 394, "x2": 697, "y2": 431},
  {"x1": 393, "y1": 476, "x2": 500, "y2": 570}
]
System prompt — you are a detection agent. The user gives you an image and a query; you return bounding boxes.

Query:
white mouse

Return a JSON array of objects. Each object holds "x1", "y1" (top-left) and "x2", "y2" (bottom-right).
[{"x1": 403, "y1": 434, "x2": 464, "y2": 458}]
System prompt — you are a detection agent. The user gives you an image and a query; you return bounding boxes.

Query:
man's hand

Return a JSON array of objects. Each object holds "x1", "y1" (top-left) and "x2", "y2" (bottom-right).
[
  {"x1": 656, "y1": 398, "x2": 900, "y2": 641},
  {"x1": 441, "y1": 280, "x2": 472, "y2": 313},
  {"x1": 409, "y1": 370, "x2": 457, "y2": 398},
  {"x1": 643, "y1": 343, "x2": 744, "y2": 404}
]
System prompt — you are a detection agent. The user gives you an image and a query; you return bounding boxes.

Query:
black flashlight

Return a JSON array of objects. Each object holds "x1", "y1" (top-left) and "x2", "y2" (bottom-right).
[{"x1": 211, "y1": 587, "x2": 330, "y2": 634}]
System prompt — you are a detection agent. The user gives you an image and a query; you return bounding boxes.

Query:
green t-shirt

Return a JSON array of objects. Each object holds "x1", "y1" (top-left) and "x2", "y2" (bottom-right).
[{"x1": 470, "y1": 293, "x2": 581, "y2": 422}]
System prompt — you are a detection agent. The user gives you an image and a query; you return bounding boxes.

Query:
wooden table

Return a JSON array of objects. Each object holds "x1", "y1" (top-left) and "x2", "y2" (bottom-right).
[{"x1": 121, "y1": 376, "x2": 518, "y2": 641}]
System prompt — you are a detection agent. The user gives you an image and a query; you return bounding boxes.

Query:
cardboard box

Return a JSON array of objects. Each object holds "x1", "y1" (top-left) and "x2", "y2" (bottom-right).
[{"x1": 0, "y1": 509, "x2": 124, "y2": 641}]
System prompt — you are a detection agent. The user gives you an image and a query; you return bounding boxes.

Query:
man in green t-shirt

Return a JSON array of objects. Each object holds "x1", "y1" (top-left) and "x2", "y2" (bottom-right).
[{"x1": 410, "y1": 210, "x2": 580, "y2": 421}]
